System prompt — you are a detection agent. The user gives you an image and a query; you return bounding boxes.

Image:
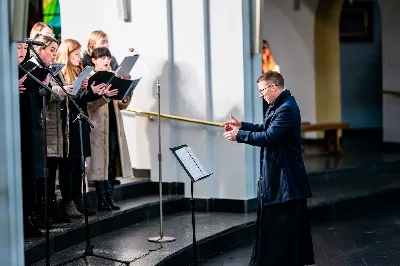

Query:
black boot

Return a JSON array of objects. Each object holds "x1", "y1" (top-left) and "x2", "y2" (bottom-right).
[
  {"x1": 32, "y1": 197, "x2": 54, "y2": 229},
  {"x1": 105, "y1": 180, "x2": 120, "y2": 210},
  {"x1": 74, "y1": 197, "x2": 97, "y2": 216},
  {"x1": 49, "y1": 195, "x2": 71, "y2": 223},
  {"x1": 24, "y1": 216, "x2": 43, "y2": 238},
  {"x1": 95, "y1": 181, "x2": 112, "y2": 210}
]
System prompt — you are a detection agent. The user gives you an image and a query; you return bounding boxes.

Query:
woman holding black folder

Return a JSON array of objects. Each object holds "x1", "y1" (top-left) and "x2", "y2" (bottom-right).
[
  {"x1": 27, "y1": 34, "x2": 74, "y2": 226},
  {"x1": 87, "y1": 47, "x2": 133, "y2": 211},
  {"x1": 55, "y1": 39, "x2": 112, "y2": 218},
  {"x1": 18, "y1": 41, "x2": 51, "y2": 237}
]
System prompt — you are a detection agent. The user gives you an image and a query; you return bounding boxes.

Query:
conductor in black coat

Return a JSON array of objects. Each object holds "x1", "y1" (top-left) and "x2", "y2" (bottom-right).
[{"x1": 223, "y1": 71, "x2": 314, "y2": 266}]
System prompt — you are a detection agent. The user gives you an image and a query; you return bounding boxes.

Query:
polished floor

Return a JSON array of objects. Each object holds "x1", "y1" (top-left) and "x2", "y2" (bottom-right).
[
  {"x1": 302, "y1": 138, "x2": 400, "y2": 173},
  {"x1": 202, "y1": 203, "x2": 400, "y2": 266}
]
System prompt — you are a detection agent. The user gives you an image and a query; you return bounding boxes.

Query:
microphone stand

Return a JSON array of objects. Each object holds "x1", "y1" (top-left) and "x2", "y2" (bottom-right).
[
  {"x1": 26, "y1": 44, "x2": 130, "y2": 266},
  {"x1": 136, "y1": 53, "x2": 175, "y2": 244}
]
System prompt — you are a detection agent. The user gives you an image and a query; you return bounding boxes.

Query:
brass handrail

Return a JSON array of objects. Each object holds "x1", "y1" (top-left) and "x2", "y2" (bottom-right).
[
  {"x1": 125, "y1": 109, "x2": 224, "y2": 127},
  {"x1": 383, "y1": 90, "x2": 400, "y2": 98}
]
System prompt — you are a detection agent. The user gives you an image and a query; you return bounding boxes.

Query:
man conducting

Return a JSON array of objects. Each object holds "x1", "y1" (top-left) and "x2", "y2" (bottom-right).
[{"x1": 223, "y1": 71, "x2": 314, "y2": 266}]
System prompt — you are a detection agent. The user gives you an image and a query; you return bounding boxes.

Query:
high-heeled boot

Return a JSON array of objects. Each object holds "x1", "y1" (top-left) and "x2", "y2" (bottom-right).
[
  {"x1": 105, "y1": 180, "x2": 120, "y2": 210},
  {"x1": 95, "y1": 181, "x2": 111, "y2": 210}
]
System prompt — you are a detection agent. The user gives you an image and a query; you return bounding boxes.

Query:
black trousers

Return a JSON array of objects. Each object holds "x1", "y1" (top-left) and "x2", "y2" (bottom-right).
[
  {"x1": 22, "y1": 174, "x2": 35, "y2": 222},
  {"x1": 59, "y1": 157, "x2": 84, "y2": 201},
  {"x1": 35, "y1": 157, "x2": 60, "y2": 199},
  {"x1": 249, "y1": 199, "x2": 315, "y2": 266}
]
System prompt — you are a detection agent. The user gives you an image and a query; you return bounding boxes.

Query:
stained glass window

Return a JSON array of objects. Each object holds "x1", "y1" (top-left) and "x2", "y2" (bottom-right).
[{"x1": 42, "y1": 0, "x2": 61, "y2": 40}]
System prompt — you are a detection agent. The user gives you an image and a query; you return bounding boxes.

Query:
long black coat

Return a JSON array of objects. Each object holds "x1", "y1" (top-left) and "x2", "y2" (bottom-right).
[
  {"x1": 65, "y1": 88, "x2": 99, "y2": 158},
  {"x1": 20, "y1": 92, "x2": 47, "y2": 180},
  {"x1": 236, "y1": 90, "x2": 312, "y2": 207}
]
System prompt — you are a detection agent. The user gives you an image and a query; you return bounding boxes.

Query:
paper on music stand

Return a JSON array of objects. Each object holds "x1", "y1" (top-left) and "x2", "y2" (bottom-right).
[
  {"x1": 71, "y1": 66, "x2": 93, "y2": 95},
  {"x1": 116, "y1": 55, "x2": 139, "y2": 77},
  {"x1": 170, "y1": 144, "x2": 212, "y2": 182}
]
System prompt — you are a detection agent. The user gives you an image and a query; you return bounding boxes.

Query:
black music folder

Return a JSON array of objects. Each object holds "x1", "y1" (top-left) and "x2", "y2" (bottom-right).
[
  {"x1": 116, "y1": 55, "x2": 139, "y2": 77},
  {"x1": 87, "y1": 71, "x2": 141, "y2": 100},
  {"x1": 19, "y1": 61, "x2": 49, "y2": 93},
  {"x1": 170, "y1": 144, "x2": 212, "y2": 182}
]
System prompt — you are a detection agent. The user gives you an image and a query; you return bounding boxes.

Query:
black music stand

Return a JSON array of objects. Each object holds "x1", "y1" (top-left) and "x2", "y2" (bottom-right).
[{"x1": 170, "y1": 144, "x2": 213, "y2": 266}]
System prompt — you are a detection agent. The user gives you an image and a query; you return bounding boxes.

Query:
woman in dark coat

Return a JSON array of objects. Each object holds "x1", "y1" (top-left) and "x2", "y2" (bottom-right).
[{"x1": 18, "y1": 41, "x2": 51, "y2": 237}]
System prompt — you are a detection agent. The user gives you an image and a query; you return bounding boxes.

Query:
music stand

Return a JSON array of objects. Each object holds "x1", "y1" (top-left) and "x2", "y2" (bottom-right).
[{"x1": 170, "y1": 144, "x2": 213, "y2": 266}]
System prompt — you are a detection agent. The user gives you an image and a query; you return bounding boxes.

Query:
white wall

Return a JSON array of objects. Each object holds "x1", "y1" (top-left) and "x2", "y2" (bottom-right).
[
  {"x1": 380, "y1": 0, "x2": 400, "y2": 142},
  {"x1": 60, "y1": 0, "x2": 257, "y2": 200},
  {"x1": 262, "y1": 0, "x2": 319, "y2": 127}
]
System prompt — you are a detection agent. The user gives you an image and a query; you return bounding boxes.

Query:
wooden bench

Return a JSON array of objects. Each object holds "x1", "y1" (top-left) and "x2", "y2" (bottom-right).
[{"x1": 301, "y1": 122, "x2": 350, "y2": 155}]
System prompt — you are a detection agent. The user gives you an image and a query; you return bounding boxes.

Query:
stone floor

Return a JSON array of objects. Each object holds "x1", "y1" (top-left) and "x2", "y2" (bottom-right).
[
  {"x1": 201, "y1": 203, "x2": 400, "y2": 266},
  {"x1": 302, "y1": 138, "x2": 400, "y2": 173}
]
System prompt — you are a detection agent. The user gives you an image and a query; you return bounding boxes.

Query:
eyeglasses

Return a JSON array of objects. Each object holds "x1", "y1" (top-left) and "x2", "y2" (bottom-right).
[{"x1": 259, "y1": 84, "x2": 274, "y2": 93}]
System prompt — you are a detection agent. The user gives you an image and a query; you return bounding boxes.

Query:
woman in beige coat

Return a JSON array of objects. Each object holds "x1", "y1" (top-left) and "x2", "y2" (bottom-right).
[{"x1": 87, "y1": 47, "x2": 133, "y2": 211}]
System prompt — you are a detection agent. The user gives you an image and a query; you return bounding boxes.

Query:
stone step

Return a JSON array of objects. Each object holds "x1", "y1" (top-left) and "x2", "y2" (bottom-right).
[{"x1": 25, "y1": 194, "x2": 185, "y2": 266}]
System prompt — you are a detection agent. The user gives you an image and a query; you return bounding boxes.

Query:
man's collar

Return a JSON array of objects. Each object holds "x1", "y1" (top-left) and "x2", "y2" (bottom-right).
[{"x1": 270, "y1": 89, "x2": 290, "y2": 109}]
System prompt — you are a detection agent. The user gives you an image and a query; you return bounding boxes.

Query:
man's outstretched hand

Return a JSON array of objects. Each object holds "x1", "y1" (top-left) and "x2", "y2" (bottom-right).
[
  {"x1": 222, "y1": 114, "x2": 242, "y2": 132},
  {"x1": 223, "y1": 127, "x2": 239, "y2": 141},
  {"x1": 222, "y1": 114, "x2": 241, "y2": 141}
]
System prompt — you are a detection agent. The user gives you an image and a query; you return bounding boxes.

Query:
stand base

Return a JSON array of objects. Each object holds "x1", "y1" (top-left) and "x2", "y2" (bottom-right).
[
  {"x1": 54, "y1": 244, "x2": 130, "y2": 266},
  {"x1": 148, "y1": 236, "x2": 176, "y2": 243}
]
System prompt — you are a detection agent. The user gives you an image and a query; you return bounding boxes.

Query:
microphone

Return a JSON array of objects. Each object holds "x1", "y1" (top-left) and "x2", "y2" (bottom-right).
[
  {"x1": 25, "y1": 38, "x2": 45, "y2": 46},
  {"x1": 128, "y1": 48, "x2": 158, "y2": 78}
]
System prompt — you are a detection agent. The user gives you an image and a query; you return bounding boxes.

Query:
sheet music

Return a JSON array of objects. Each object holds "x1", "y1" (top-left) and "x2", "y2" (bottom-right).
[
  {"x1": 71, "y1": 66, "x2": 93, "y2": 95},
  {"x1": 49, "y1": 63, "x2": 65, "y2": 76},
  {"x1": 174, "y1": 146, "x2": 209, "y2": 181},
  {"x1": 116, "y1": 55, "x2": 139, "y2": 77}
]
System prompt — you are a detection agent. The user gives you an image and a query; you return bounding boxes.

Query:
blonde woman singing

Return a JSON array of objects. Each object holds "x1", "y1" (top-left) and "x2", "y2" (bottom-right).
[{"x1": 55, "y1": 39, "x2": 111, "y2": 218}]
